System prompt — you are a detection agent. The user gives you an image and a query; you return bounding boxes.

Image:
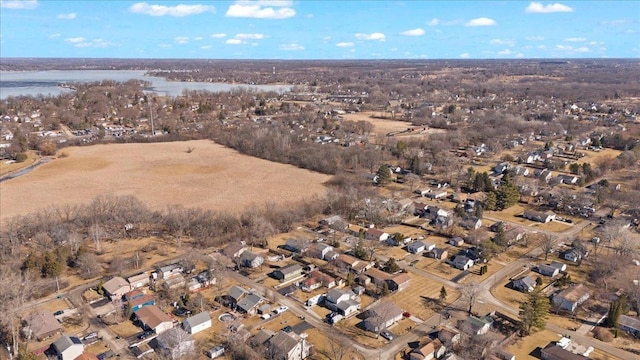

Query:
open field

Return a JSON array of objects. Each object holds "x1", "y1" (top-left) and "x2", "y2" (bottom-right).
[
  {"x1": 0, "y1": 140, "x2": 331, "y2": 222},
  {"x1": 340, "y1": 111, "x2": 445, "y2": 138},
  {"x1": 387, "y1": 273, "x2": 458, "y2": 321},
  {"x1": 0, "y1": 150, "x2": 39, "y2": 176}
]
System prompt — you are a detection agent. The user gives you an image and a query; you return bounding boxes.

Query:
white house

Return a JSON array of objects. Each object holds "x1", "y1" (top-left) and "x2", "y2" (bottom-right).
[
  {"x1": 523, "y1": 209, "x2": 556, "y2": 223},
  {"x1": 365, "y1": 228, "x2": 389, "y2": 242},
  {"x1": 127, "y1": 273, "x2": 150, "y2": 289},
  {"x1": 452, "y1": 255, "x2": 474, "y2": 270},
  {"x1": 535, "y1": 264, "x2": 560, "y2": 277},
  {"x1": 183, "y1": 312, "x2": 212, "y2": 335},
  {"x1": 407, "y1": 241, "x2": 427, "y2": 254},
  {"x1": 51, "y1": 335, "x2": 84, "y2": 360}
]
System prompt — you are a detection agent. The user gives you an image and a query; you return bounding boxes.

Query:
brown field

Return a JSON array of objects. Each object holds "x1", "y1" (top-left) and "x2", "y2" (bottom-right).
[
  {"x1": 387, "y1": 273, "x2": 459, "y2": 321},
  {"x1": 0, "y1": 140, "x2": 331, "y2": 222},
  {"x1": 340, "y1": 111, "x2": 445, "y2": 138},
  {"x1": 0, "y1": 150, "x2": 39, "y2": 176}
]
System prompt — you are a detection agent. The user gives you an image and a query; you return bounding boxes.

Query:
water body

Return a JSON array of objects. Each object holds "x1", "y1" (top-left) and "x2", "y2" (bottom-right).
[{"x1": 0, "y1": 70, "x2": 291, "y2": 99}]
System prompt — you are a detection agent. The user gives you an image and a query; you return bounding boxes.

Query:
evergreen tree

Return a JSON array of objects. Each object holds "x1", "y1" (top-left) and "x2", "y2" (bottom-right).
[
  {"x1": 606, "y1": 295, "x2": 626, "y2": 328},
  {"x1": 496, "y1": 173, "x2": 519, "y2": 210},
  {"x1": 439, "y1": 286, "x2": 448, "y2": 303},
  {"x1": 380, "y1": 281, "x2": 390, "y2": 296},
  {"x1": 41, "y1": 251, "x2": 63, "y2": 278},
  {"x1": 481, "y1": 172, "x2": 493, "y2": 192},
  {"x1": 519, "y1": 287, "x2": 551, "y2": 335},
  {"x1": 376, "y1": 165, "x2": 391, "y2": 186},
  {"x1": 484, "y1": 191, "x2": 497, "y2": 211},
  {"x1": 384, "y1": 258, "x2": 400, "y2": 273},
  {"x1": 410, "y1": 155, "x2": 422, "y2": 175},
  {"x1": 493, "y1": 223, "x2": 508, "y2": 248}
]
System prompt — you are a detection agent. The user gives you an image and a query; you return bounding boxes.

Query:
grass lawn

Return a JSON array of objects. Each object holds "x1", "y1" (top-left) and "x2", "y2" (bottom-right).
[
  {"x1": 536, "y1": 220, "x2": 573, "y2": 233},
  {"x1": 109, "y1": 321, "x2": 140, "y2": 338},
  {"x1": 506, "y1": 329, "x2": 560, "y2": 359},
  {"x1": 305, "y1": 327, "x2": 365, "y2": 360},
  {"x1": 85, "y1": 341, "x2": 109, "y2": 356},
  {"x1": 41, "y1": 298, "x2": 70, "y2": 312},
  {"x1": 491, "y1": 279, "x2": 527, "y2": 310},
  {"x1": 387, "y1": 273, "x2": 458, "y2": 321},
  {"x1": 579, "y1": 148, "x2": 622, "y2": 164},
  {"x1": 335, "y1": 317, "x2": 387, "y2": 348}
]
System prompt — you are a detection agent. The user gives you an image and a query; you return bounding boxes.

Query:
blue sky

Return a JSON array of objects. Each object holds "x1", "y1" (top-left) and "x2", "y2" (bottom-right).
[{"x1": 1, "y1": 0, "x2": 638, "y2": 59}]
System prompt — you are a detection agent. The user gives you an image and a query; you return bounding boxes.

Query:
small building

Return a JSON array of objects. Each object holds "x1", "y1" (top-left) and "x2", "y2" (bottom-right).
[
  {"x1": 365, "y1": 228, "x2": 390, "y2": 242},
  {"x1": 363, "y1": 301, "x2": 403, "y2": 333},
  {"x1": 467, "y1": 315, "x2": 493, "y2": 335},
  {"x1": 409, "y1": 339, "x2": 446, "y2": 360},
  {"x1": 124, "y1": 290, "x2": 155, "y2": 312},
  {"x1": 407, "y1": 241, "x2": 427, "y2": 254},
  {"x1": 102, "y1": 276, "x2": 131, "y2": 300},
  {"x1": 51, "y1": 335, "x2": 84, "y2": 360},
  {"x1": 452, "y1": 255, "x2": 474, "y2": 270},
  {"x1": 156, "y1": 264, "x2": 184, "y2": 280},
  {"x1": 273, "y1": 264, "x2": 303, "y2": 282},
  {"x1": 134, "y1": 305, "x2": 174, "y2": 334},
  {"x1": 127, "y1": 273, "x2": 151, "y2": 289},
  {"x1": 236, "y1": 293, "x2": 263, "y2": 315},
  {"x1": 536, "y1": 264, "x2": 560, "y2": 277},
  {"x1": 182, "y1": 312, "x2": 212, "y2": 335},
  {"x1": 552, "y1": 284, "x2": 591, "y2": 312},
  {"x1": 152, "y1": 327, "x2": 195, "y2": 360},
  {"x1": 206, "y1": 345, "x2": 225, "y2": 359},
  {"x1": 222, "y1": 242, "x2": 246, "y2": 259},
  {"x1": 265, "y1": 330, "x2": 311, "y2": 360},
  {"x1": 239, "y1": 251, "x2": 264, "y2": 268},
  {"x1": 618, "y1": 315, "x2": 640, "y2": 337},
  {"x1": 523, "y1": 209, "x2": 556, "y2": 223},
  {"x1": 429, "y1": 248, "x2": 448, "y2": 260},
  {"x1": 549, "y1": 261, "x2": 567, "y2": 272},
  {"x1": 448, "y1": 237, "x2": 464, "y2": 247},
  {"x1": 510, "y1": 276, "x2": 536, "y2": 293},
  {"x1": 162, "y1": 274, "x2": 186, "y2": 290},
  {"x1": 26, "y1": 310, "x2": 62, "y2": 340},
  {"x1": 387, "y1": 273, "x2": 411, "y2": 292}
]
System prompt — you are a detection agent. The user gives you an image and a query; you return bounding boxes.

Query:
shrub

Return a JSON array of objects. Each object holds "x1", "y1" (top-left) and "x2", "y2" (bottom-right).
[
  {"x1": 593, "y1": 327, "x2": 614, "y2": 342},
  {"x1": 15, "y1": 152, "x2": 28, "y2": 162}
]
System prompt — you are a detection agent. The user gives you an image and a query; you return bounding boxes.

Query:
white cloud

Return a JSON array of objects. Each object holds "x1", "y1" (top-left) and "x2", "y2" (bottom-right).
[
  {"x1": 279, "y1": 43, "x2": 304, "y2": 51},
  {"x1": 575, "y1": 46, "x2": 590, "y2": 53},
  {"x1": 465, "y1": 17, "x2": 496, "y2": 26},
  {"x1": 65, "y1": 37, "x2": 113, "y2": 48},
  {"x1": 427, "y1": 18, "x2": 439, "y2": 26},
  {"x1": 525, "y1": 2, "x2": 573, "y2": 13},
  {"x1": 525, "y1": 36, "x2": 545, "y2": 41},
  {"x1": 174, "y1": 36, "x2": 189, "y2": 44},
  {"x1": 490, "y1": 38, "x2": 515, "y2": 46},
  {"x1": 459, "y1": 53, "x2": 470, "y2": 58},
  {"x1": 210, "y1": 33, "x2": 227, "y2": 38},
  {"x1": 0, "y1": 0, "x2": 38, "y2": 9},
  {"x1": 400, "y1": 28, "x2": 425, "y2": 36},
  {"x1": 498, "y1": 49, "x2": 512, "y2": 56},
  {"x1": 193, "y1": 36, "x2": 203, "y2": 41},
  {"x1": 235, "y1": 33, "x2": 264, "y2": 39},
  {"x1": 354, "y1": 32, "x2": 386, "y2": 41},
  {"x1": 322, "y1": 36, "x2": 331, "y2": 41},
  {"x1": 57, "y1": 12, "x2": 76, "y2": 20},
  {"x1": 226, "y1": 39, "x2": 243, "y2": 45},
  {"x1": 65, "y1": 37, "x2": 86, "y2": 44},
  {"x1": 336, "y1": 42, "x2": 354, "y2": 47},
  {"x1": 48, "y1": 33, "x2": 61, "y2": 39},
  {"x1": 555, "y1": 44, "x2": 590, "y2": 53},
  {"x1": 225, "y1": 0, "x2": 295, "y2": 19},
  {"x1": 201, "y1": 45, "x2": 212, "y2": 49},
  {"x1": 129, "y1": 2, "x2": 214, "y2": 17},
  {"x1": 564, "y1": 37, "x2": 586, "y2": 42}
]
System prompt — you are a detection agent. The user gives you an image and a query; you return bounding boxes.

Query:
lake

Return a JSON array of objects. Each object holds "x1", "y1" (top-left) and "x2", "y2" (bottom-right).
[{"x1": 0, "y1": 70, "x2": 291, "y2": 99}]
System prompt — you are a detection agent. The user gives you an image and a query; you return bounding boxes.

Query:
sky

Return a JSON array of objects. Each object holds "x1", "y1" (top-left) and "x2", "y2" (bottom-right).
[{"x1": 0, "y1": 0, "x2": 638, "y2": 59}]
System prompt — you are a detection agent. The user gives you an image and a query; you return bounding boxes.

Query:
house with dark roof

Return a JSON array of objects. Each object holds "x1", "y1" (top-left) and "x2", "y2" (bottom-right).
[
  {"x1": 466, "y1": 315, "x2": 493, "y2": 335},
  {"x1": 325, "y1": 288, "x2": 360, "y2": 316},
  {"x1": 459, "y1": 217, "x2": 482, "y2": 231},
  {"x1": 124, "y1": 290, "x2": 156, "y2": 312},
  {"x1": 535, "y1": 264, "x2": 560, "y2": 277},
  {"x1": 365, "y1": 228, "x2": 389, "y2": 242},
  {"x1": 283, "y1": 238, "x2": 310, "y2": 253},
  {"x1": 239, "y1": 251, "x2": 264, "y2": 268},
  {"x1": 452, "y1": 255, "x2": 474, "y2": 270},
  {"x1": 51, "y1": 335, "x2": 84, "y2": 360},
  {"x1": 523, "y1": 209, "x2": 556, "y2": 223},
  {"x1": 236, "y1": 293, "x2": 264, "y2": 315},
  {"x1": 26, "y1": 310, "x2": 61, "y2": 340},
  {"x1": 618, "y1": 315, "x2": 640, "y2": 337},
  {"x1": 309, "y1": 243, "x2": 334, "y2": 260},
  {"x1": 541, "y1": 344, "x2": 588, "y2": 360}
]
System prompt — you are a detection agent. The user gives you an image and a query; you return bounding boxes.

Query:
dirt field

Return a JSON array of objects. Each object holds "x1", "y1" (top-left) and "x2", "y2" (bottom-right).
[
  {"x1": 0, "y1": 140, "x2": 331, "y2": 222},
  {"x1": 340, "y1": 111, "x2": 445, "y2": 138}
]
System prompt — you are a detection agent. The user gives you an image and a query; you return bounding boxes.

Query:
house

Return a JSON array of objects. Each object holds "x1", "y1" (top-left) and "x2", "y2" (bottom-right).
[
  {"x1": 124, "y1": 290, "x2": 156, "y2": 312},
  {"x1": 335, "y1": 254, "x2": 371, "y2": 273},
  {"x1": 459, "y1": 217, "x2": 482, "y2": 231},
  {"x1": 156, "y1": 263, "x2": 184, "y2": 280},
  {"x1": 102, "y1": 276, "x2": 130, "y2": 300},
  {"x1": 239, "y1": 251, "x2": 264, "y2": 268},
  {"x1": 413, "y1": 202, "x2": 430, "y2": 216},
  {"x1": 237, "y1": 293, "x2": 264, "y2": 315},
  {"x1": 549, "y1": 261, "x2": 567, "y2": 272},
  {"x1": 557, "y1": 174, "x2": 579, "y2": 185},
  {"x1": 363, "y1": 301, "x2": 403, "y2": 333},
  {"x1": 134, "y1": 305, "x2": 174, "y2": 334},
  {"x1": 320, "y1": 215, "x2": 348, "y2": 230},
  {"x1": 187, "y1": 271, "x2": 215, "y2": 293},
  {"x1": 387, "y1": 273, "x2": 411, "y2": 292},
  {"x1": 407, "y1": 241, "x2": 427, "y2": 254},
  {"x1": 536, "y1": 264, "x2": 560, "y2": 277},
  {"x1": 437, "y1": 327, "x2": 460, "y2": 347},
  {"x1": 325, "y1": 288, "x2": 360, "y2": 316},
  {"x1": 505, "y1": 227, "x2": 527, "y2": 245},
  {"x1": 448, "y1": 237, "x2": 464, "y2": 247},
  {"x1": 510, "y1": 276, "x2": 536, "y2": 293},
  {"x1": 364, "y1": 267, "x2": 391, "y2": 286},
  {"x1": 494, "y1": 162, "x2": 511, "y2": 175},
  {"x1": 541, "y1": 345, "x2": 589, "y2": 360},
  {"x1": 618, "y1": 315, "x2": 640, "y2": 337},
  {"x1": 467, "y1": 315, "x2": 493, "y2": 335},
  {"x1": 429, "y1": 248, "x2": 448, "y2": 260},
  {"x1": 222, "y1": 242, "x2": 246, "y2": 259},
  {"x1": 434, "y1": 215, "x2": 454, "y2": 229},
  {"x1": 152, "y1": 327, "x2": 195, "y2": 360},
  {"x1": 425, "y1": 191, "x2": 448, "y2": 200},
  {"x1": 182, "y1": 312, "x2": 211, "y2": 335},
  {"x1": 523, "y1": 209, "x2": 556, "y2": 223},
  {"x1": 127, "y1": 273, "x2": 150, "y2": 289},
  {"x1": 265, "y1": 330, "x2": 311, "y2": 360},
  {"x1": 26, "y1": 310, "x2": 62, "y2": 340},
  {"x1": 552, "y1": 284, "x2": 591, "y2": 312},
  {"x1": 227, "y1": 286, "x2": 249, "y2": 307},
  {"x1": 336, "y1": 299, "x2": 361, "y2": 317},
  {"x1": 563, "y1": 249, "x2": 583, "y2": 263},
  {"x1": 51, "y1": 335, "x2": 84, "y2": 360},
  {"x1": 365, "y1": 228, "x2": 389, "y2": 242},
  {"x1": 533, "y1": 168, "x2": 553, "y2": 183},
  {"x1": 452, "y1": 255, "x2": 474, "y2": 270},
  {"x1": 301, "y1": 270, "x2": 335, "y2": 292},
  {"x1": 162, "y1": 274, "x2": 186, "y2": 291},
  {"x1": 409, "y1": 339, "x2": 446, "y2": 360},
  {"x1": 283, "y1": 238, "x2": 309, "y2": 253},
  {"x1": 324, "y1": 250, "x2": 340, "y2": 262},
  {"x1": 309, "y1": 243, "x2": 334, "y2": 260},
  {"x1": 273, "y1": 264, "x2": 303, "y2": 282},
  {"x1": 206, "y1": 345, "x2": 226, "y2": 359}
]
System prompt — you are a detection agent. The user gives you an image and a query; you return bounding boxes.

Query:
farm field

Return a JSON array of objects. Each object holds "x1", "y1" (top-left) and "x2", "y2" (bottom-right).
[{"x1": 0, "y1": 140, "x2": 331, "y2": 222}]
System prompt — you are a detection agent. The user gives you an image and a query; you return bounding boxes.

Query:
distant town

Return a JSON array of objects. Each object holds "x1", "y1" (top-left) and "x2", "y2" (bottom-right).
[{"x1": 1, "y1": 58, "x2": 639, "y2": 360}]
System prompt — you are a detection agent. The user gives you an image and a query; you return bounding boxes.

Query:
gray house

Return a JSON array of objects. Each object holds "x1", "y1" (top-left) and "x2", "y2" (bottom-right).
[
  {"x1": 152, "y1": 327, "x2": 195, "y2": 360},
  {"x1": 273, "y1": 264, "x2": 303, "y2": 281},
  {"x1": 51, "y1": 335, "x2": 84, "y2": 360},
  {"x1": 510, "y1": 276, "x2": 536, "y2": 293},
  {"x1": 536, "y1": 264, "x2": 560, "y2": 277},
  {"x1": 240, "y1": 251, "x2": 264, "y2": 268}
]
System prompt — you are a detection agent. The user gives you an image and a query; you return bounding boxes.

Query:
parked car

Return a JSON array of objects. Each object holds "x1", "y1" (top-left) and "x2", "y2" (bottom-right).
[
  {"x1": 282, "y1": 326, "x2": 292, "y2": 333},
  {"x1": 53, "y1": 310, "x2": 64, "y2": 316},
  {"x1": 260, "y1": 313, "x2": 271, "y2": 320},
  {"x1": 274, "y1": 306, "x2": 289, "y2": 314},
  {"x1": 97, "y1": 350, "x2": 115, "y2": 360},
  {"x1": 380, "y1": 330, "x2": 394, "y2": 341},
  {"x1": 174, "y1": 307, "x2": 192, "y2": 317}
]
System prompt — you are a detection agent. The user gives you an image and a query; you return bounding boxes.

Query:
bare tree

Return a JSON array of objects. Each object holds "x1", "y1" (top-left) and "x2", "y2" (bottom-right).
[
  {"x1": 325, "y1": 327, "x2": 352, "y2": 360},
  {"x1": 461, "y1": 283, "x2": 481, "y2": 315},
  {"x1": 539, "y1": 234, "x2": 557, "y2": 261}
]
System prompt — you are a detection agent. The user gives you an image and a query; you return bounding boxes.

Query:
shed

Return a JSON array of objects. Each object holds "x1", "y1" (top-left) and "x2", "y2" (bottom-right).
[{"x1": 183, "y1": 312, "x2": 211, "y2": 335}]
